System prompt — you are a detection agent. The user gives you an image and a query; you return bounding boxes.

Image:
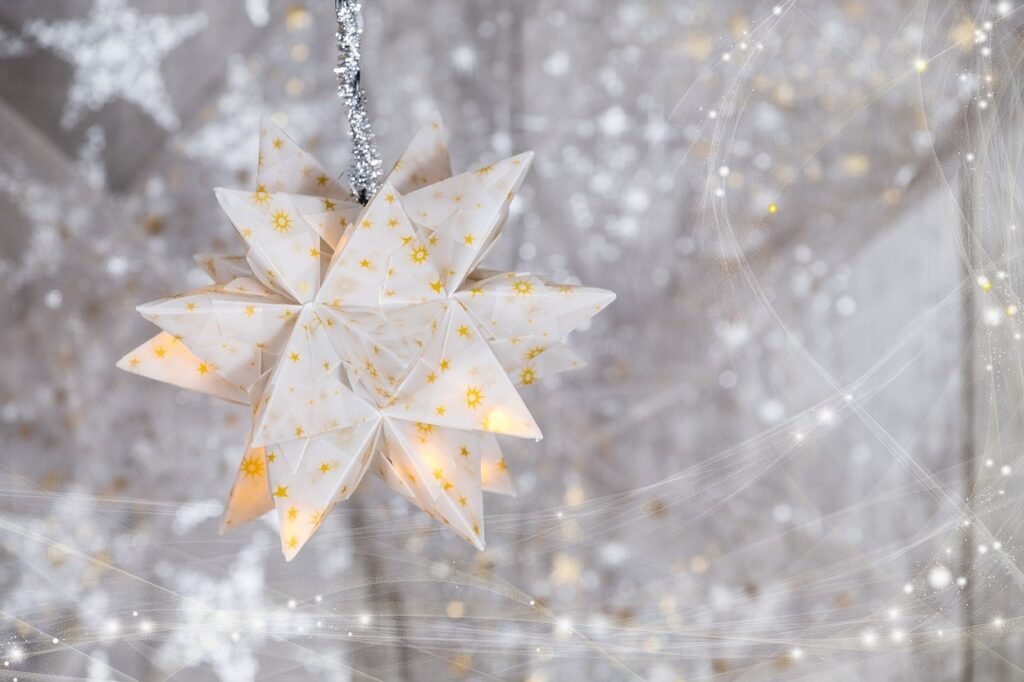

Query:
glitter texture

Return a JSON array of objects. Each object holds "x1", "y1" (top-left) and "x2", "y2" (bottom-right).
[{"x1": 334, "y1": 0, "x2": 382, "y2": 203}]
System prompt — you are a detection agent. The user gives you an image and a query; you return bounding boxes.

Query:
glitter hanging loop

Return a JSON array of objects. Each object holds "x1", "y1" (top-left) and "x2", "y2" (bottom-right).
[{"x1": 335, "y1": 0, "x2": 382, "y2": 204}]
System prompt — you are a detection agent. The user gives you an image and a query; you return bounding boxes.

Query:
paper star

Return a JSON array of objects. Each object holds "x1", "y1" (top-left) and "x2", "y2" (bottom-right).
[
  {"x1": 24, "y1": 0, "x2": 207, "y2": 129},
  {"x1": 120, "y1": 113, "x2": 614, "y2": 558}
]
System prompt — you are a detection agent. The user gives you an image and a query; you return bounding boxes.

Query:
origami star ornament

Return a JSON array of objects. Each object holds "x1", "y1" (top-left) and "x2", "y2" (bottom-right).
[{"x1": 119, "y1": 113, "x2": 614, "y2": 559}]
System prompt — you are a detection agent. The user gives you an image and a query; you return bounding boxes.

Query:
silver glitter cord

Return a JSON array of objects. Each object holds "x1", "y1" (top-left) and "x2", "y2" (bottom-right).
[{"x1": 334, "y1": 0, "x2": 382, "y2": 204}]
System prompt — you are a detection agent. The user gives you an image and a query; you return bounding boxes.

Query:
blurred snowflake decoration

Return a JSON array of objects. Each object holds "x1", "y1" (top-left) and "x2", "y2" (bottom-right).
[{"x1": 24, "y1": 0, "x2": 207, "y2": 129}]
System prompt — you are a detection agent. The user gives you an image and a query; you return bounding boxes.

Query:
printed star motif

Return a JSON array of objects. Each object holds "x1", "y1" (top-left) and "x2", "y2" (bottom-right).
[
  {"x1": 240, "y1": 454, "x2": 265, "y2": 480},
  {"x1": 24, "y1": 0, "x2": 208, "y2": 129},
  {"x1": 119, "y1": 112, "x2": 614, "y2": 560}
]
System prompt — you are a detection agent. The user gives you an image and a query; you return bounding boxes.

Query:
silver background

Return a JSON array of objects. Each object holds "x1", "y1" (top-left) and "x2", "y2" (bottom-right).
[{"x1": 1, "y1": 0, "x2": 1023, "y2": 680}]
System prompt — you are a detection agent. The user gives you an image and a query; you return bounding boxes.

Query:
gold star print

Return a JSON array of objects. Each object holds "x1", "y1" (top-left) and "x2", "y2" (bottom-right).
[
  {"x1": 463, "y1": 234, "x2": 475, "y2": 245},
  {"x1": 240, "y1": 454, "x2": 265, "y2": 479},
  {"x1": 458, "y1": 496, "x2": 468, "y2": 507},
  {"x1": 527, "y1": 345, "x2": 546, "y2": 360},
  {"x1": 439, "y1": 359, "x2": 450, "y2": 371},
  {"x1": 497, "y1": 458, "x2": 508, "y2": 472},
  {"x1": 309, "y1": 247, "x2": 320, "y2": 258},
  {"x1": 432, "y1": 468, "x2": 443, "y2": 480},
  {"x1": 311, "y1": 509, "x2": 327, "y2": 527},
  {"x1": 428, "y1": 235, "x2": 439, "y2": 246},
  {"x1": 387, "y1": 218, "x2": 398, "y2": 228},
  {"x1": 271, "y1": 210, "x2": 292, "y2": 233},
  {"x1": 241, "y1": 227, "x2": 254, "y2": 239},
  {"x1": 245, "y1": 305, "x2": 256, "y2": 318},
  {"x1": 274, "y1": 485, "x2": 289, "y2": 498},
  {"x1": 287, "y1": 535, "x2": 298, "y2": 549},
  {"x1": 272, "y1": 137, "x2": 284, "y2": 150},
  {"x1": 513, "y1": 279, "x2": 534, "y2": 296},
  {"x1": 457, "y1": 325, "x2": 470, "y2": 338},
  {"x1": 435, "y1": 404, "x2": 446, "y2": 416},
  {"x1": 252, "y1": 184, "x2": 270, "y2": 206},
  {"x1": 475, "y1": 163, "x2": 495, "y2": 176},
  {"x1": 459, "y1": 445, "x2": 470, "y2": 458},
  {"x1": 185, "y1": 302, "x2": 197, "y2": 312},
  {"x1": 289, "y1": 351, "x2": 301, "y2": 362},
  {"x1": 319, "y1": 462, "x2": 331, "y2": 474},
  {"x1": 316, "y1": 173, "x2": 329, "y2": 186},
  {"x1": 154, "y1": 346, "x2": 167, "y2": 358},
  {"x1": 361, "y1": 218, "x2": 373, "y2": 230},
  {"x1": 322, "y1": 197, "x2": 336, "y2": 211},
  {"x1": 197, "y1": 361, "x2": 211, "y2": 375},
  {"x1": 469, "y1": 287, "x2": 483, "y2": 296},
  {"x1": 410, "y1": 245, "x2": 429, "y2": 264},
  {"x1": 466, "y1": 386, "x2": 483, "y2": 409},
  {"x1": 430, "y1": 280, "x2": 444, "y2": 293},
  {"x1": 416, "y1": 422, "x2": 435, "y2": 435},
  {"x1": 128, "y1": 356, "x2": 141, "y2": 369},
  {"x1": 359, "y1": 258, "x2": 373, "y2": 269},
  {"x1": 267, "y1": 452, "x2": 277, "y2": 463},
  {"x1": 287, "y1": 506, "x2": 298, "y2": 520},
  {"x1": 385, "y1": 193, "x2": 396, "y2": 204},
  {"x1": 400, "y1": 236, "x2": 413, "y2": 246},
  {"x1": 294, "y1": 425, "x2": 305, "y2": 438},
  {"x1": 426, "y1": 372, "x2": 438, "y2": 384},
  {"x1": 519, "y1": 365, "x2": 537, "y2": 385}
]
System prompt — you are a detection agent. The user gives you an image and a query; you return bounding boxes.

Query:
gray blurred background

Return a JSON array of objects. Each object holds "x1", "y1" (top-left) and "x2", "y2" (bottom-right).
[{"x1": 2, "y1": 0, "x2": 1024, "y2": 680}]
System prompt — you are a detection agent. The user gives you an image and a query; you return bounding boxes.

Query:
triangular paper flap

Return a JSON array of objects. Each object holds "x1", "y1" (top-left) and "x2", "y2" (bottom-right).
[
  {"x1": 387, "y1": 112, "x2": 453, "y2": 194},
  {"x1": 320, "y1": 307, "x2": 417, "y2": 407},
  {"x1": 456, "y1": 273, "x2": 616, "y2": 345},
  {"x1": 402, "y1": 152, "x2": 534, "y2": 291},
  {"x1": 136, "y1": 288, "x2": 300, "y2": 392},
  {"x1": 382, "y1": 421, "x2": 486, "y2": 549},
  {"x1": 402, "y1": 151, "x2": 533, "y2": 227},
  {"x1": 117, "y1": 332, "x2": 249, "y2": 404},
  {"x1": 275, "y1": 438, "x2": 309, "y2": 473},
  {"x1": 372, "y1": 450, "x2": 419, "y2": 503},
  {"x1": 194, "y1": 253, "x2": 253, "y2": 285},
  {"x1": 384, "y1": 306, "x2": 541, "y2": 439},
  {"x1": 485, "y1": 338, "x2": 587, "y2": 384},
  {"x1": 256, "y1": 116, "x2": 351, "y2": 199},
  {"x1": 368, "y1": 299, "x2": 447, "y2": 365},
  {"x1": 215, "y1": 276, "x2": 276, "y2": 296},
  {"x1": 282, "y1": 193, "x2": 363, "y2": 250},
  {"x1": 324, "y1": 301, "x2": 448, "y2": 403},
  {"x1": 331, "y1": 423, "x2": 381, "y2": 503},
  {"x1": 220, "y1": 443, "x2": 274, "y2": 533},
  {"x1": 215, "y1": 188, "x2": 324, "y2": 303},
  {"x1": 317, "y1": 182, "x2": 447, "y2": 310},
  {"x1": 137, "y1": 291, "x2": 294, "y2": 384},
  {"x1": 480, "y1": 433, "x2": 515, "y2": 496},
  {"x1": 265, "y1": 420, "x2": 381, "y2": 560},
  {"x1": 251, "y1": 307, "x2": 378, "y2": 447}
]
